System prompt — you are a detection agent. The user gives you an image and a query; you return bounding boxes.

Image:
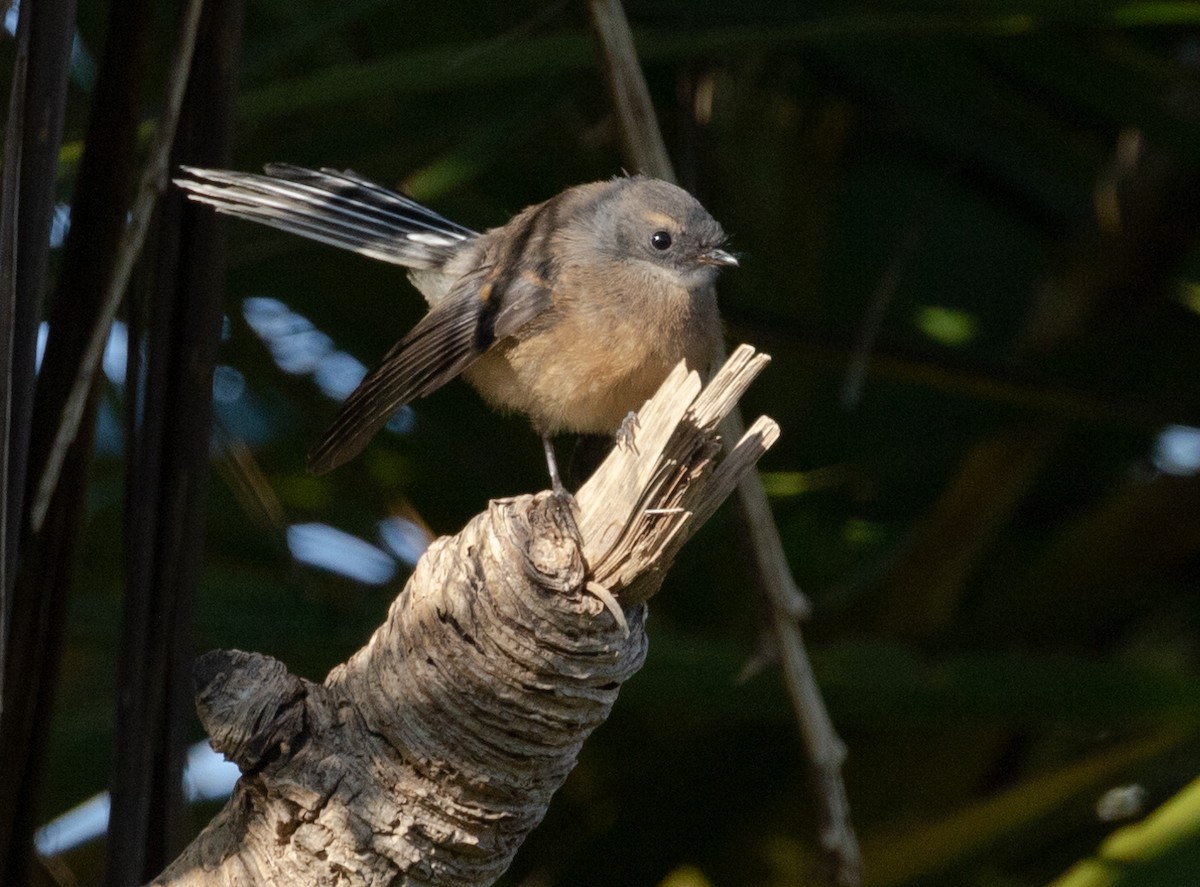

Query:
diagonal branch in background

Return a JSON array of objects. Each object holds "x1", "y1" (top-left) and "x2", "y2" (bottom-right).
[
  {"x1": 107, "y1": 0, "x2": 242, "y2": 882},
  {"x1": 586, "y1": 0, "x2": 672, "y2": 181},
  {"x1": 151, "y1": 347, "x2": 778, "y2": 886},
  {"x1": 0, "y1": 0, "x2": 210, "y2": 879},
  {"x1": 586, "y1": 1, "x2": 861, "y2": 882},
  {"x1": 27, "y1": 0, "x2": 207, "y2": 533}
]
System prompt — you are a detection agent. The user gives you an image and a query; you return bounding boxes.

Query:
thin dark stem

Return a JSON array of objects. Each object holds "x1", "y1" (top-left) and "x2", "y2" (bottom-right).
[
  {"x1": 29, "y1": 0, "x2": 207, "y2": 532},
  {"x1": 839, "y1": 184, "x2": 941, "y2": 411},
  {"x1": 107, "y1": 0, "x2": 242, "y2": 880},
  {"x1": 0, "y1": 0, "x2": 80, "y2": 878},
  {"x1": 584, "y1": 2, "x2": 862, "y2": 883},
  {"x1": 0, "y1": 0, "x2": 32, "y2": 722}
]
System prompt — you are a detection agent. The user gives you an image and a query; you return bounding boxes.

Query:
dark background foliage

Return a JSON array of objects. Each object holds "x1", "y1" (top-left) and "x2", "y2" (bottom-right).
[{"x1": 8, "y1": 1, "x2": 1200, "y2": 885}]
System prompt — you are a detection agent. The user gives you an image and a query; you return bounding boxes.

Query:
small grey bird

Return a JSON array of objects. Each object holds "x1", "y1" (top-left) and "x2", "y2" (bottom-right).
[{"x1": 177, "y1": 165, "x2": 737, "y2": 491}]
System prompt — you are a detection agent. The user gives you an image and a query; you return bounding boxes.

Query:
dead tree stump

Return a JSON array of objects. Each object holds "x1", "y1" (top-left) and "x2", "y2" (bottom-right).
[{"x1": 152, "y1": 345, "x2": 777, "y2": 886}]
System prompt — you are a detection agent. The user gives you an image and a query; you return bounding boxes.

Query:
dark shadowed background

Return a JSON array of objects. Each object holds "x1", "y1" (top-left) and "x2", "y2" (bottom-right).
[{"x1": 11, "y1": 1, "x2": 1200, "y2": 885}]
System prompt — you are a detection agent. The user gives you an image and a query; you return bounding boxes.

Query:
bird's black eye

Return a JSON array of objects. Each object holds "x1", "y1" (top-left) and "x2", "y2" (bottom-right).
[{"x1": 650, "y1": 230, "x2": 673, "y2": 251}]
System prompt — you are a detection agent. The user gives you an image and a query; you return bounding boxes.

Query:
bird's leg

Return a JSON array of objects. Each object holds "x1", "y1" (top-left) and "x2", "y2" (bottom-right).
[
  {"x1": 541, "y1": 433, "x2": 568, "y2": 497},
  {"x1": 540, "y1": 432, "x2": 582, "y2": 541},
  {"x1": 542, "y1": 433, "x2": 622, "y2": 631}
]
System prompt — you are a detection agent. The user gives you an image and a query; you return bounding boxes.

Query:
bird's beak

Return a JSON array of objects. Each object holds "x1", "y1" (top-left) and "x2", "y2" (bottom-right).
[{"x1": 700, "y1": 248, "x2": 739, "y2": 267}]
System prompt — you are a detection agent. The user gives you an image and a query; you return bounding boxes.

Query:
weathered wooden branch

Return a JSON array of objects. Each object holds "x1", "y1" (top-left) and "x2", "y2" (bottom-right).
[{"x1": 151, "y1": 345, "x2": 776, "y2": 886}]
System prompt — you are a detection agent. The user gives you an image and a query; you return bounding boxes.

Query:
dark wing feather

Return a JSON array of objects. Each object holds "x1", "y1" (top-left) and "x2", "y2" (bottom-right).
[{"x1": 307, "y1": 280, "x2": 488, "y2": 474}]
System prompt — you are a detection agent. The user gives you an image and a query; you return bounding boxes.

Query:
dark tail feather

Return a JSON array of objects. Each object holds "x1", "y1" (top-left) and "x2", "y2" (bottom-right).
[{"x1": 175, "y1": 164, "x2": 477, "y2": 269}]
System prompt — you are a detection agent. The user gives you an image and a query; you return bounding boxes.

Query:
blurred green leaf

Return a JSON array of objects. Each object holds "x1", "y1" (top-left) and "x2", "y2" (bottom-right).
[
  {"x1": 1049, "y1": 775, "x2": 1200, "y2": 887},
  {"x1": 861, "y1": 731, "x2": 1186, "y2": 887}
]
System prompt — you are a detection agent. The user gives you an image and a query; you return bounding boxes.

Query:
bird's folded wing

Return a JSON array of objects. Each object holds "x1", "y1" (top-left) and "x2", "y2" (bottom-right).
[{"x1": 307, "y1": 277, "x2": 489, "y2": 474}]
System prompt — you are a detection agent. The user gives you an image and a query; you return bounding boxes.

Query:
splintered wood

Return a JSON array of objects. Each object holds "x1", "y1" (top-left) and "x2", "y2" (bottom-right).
[
  {"x1": 153, "y1": 345, "x2": 777, "y2": 887},
  {"x1": 578, "y1": 343, "x2": 777, "y2": 603}
]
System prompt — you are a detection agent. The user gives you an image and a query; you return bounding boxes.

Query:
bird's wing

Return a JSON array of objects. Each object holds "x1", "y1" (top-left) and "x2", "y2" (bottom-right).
[
  {"x1": 307, "y1": 272, "x2": 491, "y2": 474},
  {"x1": 306, "y1": 255, "x2": 559, "y2": 474},
  {"x1": 176, "y1": 164, "x2": 477, "y2": 269}
]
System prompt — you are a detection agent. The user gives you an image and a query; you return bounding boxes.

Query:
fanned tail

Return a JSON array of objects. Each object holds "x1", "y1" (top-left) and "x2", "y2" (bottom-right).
[{"x1": 175, "y1": 164, "x2": 477, "y2": 269}]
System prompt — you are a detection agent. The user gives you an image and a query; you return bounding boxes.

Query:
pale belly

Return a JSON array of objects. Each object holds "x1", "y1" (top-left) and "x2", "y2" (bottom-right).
[{"x1": 463, "y1": 298, "x2": 719, "y2": 435}]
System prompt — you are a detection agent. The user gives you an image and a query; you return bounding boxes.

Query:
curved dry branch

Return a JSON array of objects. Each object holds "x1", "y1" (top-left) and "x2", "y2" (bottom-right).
[
  {"x1": 585, "y1": 3, "x2": 861, "y2": 882},
  {"x1": 152, "y1": 345, "x2": 776, "y2": 887}
]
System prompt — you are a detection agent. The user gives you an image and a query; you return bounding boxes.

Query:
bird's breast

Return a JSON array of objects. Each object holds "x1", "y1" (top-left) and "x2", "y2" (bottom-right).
[{"x1": 463, "y1": 273, "x2": 719, "y2": 435}]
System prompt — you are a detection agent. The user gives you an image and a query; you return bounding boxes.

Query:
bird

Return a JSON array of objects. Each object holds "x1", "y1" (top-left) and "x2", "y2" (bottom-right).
[{"x1": 176, "y1": 165, "x2": 737, "y2": 493}]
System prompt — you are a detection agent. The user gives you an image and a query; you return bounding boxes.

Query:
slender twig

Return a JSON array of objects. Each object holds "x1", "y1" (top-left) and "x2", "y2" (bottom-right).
[
  {"x1": 0, "y1": 0, "x2": 32, "y2": 719},
  {"x1": 586, "y1": 0, "x2": 673, "y2": 182},
  {"x1": 0, "y1": 0, "x2": 86, "y2": 876},
  {"x1": 840, "y1": 193, "x2": 934, "y2": 411},
  {"x1": 29, "y1": 0, "x2": 207, "y2": 532},
  {"x1": 585, "y1": 2, "x2": 861, "y2": 882}
]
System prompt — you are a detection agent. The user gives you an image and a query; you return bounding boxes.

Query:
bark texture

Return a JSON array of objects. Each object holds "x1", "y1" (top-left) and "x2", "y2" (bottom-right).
[{"x1": 152, "y1": 345, "x2": 777, "y2": 886}]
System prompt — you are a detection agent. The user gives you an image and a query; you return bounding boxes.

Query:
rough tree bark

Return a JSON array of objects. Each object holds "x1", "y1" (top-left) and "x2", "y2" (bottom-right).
[{"x1": 151, "y1": 345, "x2": 777, "y2": 886}]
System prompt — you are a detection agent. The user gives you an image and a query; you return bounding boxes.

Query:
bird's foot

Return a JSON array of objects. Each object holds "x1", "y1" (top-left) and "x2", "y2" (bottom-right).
[{"x1": 615, "y1": 410, "x2": 640, "y2": 454}]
